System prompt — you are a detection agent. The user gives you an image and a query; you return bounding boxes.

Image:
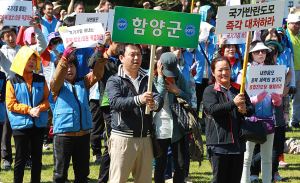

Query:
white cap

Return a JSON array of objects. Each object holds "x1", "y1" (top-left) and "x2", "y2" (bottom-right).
[
  {"x1": 53, "y1": 2, "x2": 62, "y2": 10},
  {"x1": 286, "y1": 14, "x2": 300, "y2": 23},
  {"x1": 249, "y1": 42, "x2": 272, "y2": 53}
]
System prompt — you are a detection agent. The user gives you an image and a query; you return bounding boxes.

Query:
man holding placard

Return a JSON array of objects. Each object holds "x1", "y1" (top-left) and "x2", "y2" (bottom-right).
[
  {"x1": 110, "y1": 6, "x2": 201, "y2": 182},
  {"x1": 105, "y1": 43, "x2": 163, "y2": 183}
]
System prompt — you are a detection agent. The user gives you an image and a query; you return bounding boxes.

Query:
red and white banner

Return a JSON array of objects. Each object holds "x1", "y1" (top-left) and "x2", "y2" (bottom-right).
[
  {"x1": 59, "y1": 23, "x2": 105, "y2": 49},
  {"x1": 246, "y1": 65, "x2": 286, "y2": 95},
  {"x1": 0, "y1": 1, "x2": 32, "y2": 26},
  {"x1": 216, "y1": 1, "x2": 285, "y2": 34}
]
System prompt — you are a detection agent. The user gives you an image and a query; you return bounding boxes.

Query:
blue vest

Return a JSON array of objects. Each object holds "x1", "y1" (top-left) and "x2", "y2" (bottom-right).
[
  {"x1": 194, "y1": 42, "x2": 215, "y2": 84},
  {"x1": 52, "y1": 78, "x2": 93, "y2": 134},
  {"x1": 41, "y1": 16, "x2": 59, "y2": 43},
  {"x1": 0, "y1": 74, "x2": 5, "y2": 123},
  {"x1": 7, "y1": 74, "x2": 48, "y2": 129}
]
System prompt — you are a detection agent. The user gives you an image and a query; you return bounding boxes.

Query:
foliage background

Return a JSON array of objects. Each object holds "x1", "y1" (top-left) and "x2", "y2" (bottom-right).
[{"x1": 42, "y1": 0, "x2": 254, "y2": 17}]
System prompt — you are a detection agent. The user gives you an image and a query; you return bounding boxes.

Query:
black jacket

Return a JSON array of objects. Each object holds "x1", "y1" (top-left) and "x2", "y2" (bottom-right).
[
  {"x1": 203, "y1": 82, "x2": 255, "y2": 145},
  {"x1": 87, "y1": 48, "x2": 151, "y2": 105},
  {"x1": 106, "y1": 66, "x2": 164, "y2": 137}
]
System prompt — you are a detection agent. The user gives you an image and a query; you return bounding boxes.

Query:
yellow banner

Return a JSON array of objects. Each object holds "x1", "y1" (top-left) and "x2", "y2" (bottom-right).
[{"x1": 10, "y1": 46, "x2": 41, "y2": 76}]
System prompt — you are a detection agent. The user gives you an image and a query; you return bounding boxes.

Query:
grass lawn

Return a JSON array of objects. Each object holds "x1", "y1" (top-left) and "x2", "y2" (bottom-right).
[{"x1": 0, "y1": 129, "x2": 300, "y2": 183}]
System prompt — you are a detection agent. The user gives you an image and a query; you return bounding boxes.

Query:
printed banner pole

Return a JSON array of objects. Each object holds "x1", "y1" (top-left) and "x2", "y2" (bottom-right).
[
  {"x1": 145, "y1": 45, "x2": 157, "y2": 114},
  {"x1": 190, "y1": 0, "x2": 195, "y2": 13},
  {"x1": 240, "y1": 31, "x2": 251, "y2": 94}
]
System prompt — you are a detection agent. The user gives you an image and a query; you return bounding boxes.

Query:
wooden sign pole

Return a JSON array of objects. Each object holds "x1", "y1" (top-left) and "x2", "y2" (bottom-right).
[
  {"x1": 190, "y1": 0, "x2": 195, "y2": 13},
  {"x1": 146, "y1": 45, "x2": 157, "y2": 114},
  {"x1": 240, "y1": 31, "x2": 251, "y2": 94}
]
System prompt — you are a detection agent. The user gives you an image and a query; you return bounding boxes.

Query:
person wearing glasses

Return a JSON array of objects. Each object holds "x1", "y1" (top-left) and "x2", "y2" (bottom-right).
[{"x1": 239, "y1": 41, "x2": 282, "y2": 183}]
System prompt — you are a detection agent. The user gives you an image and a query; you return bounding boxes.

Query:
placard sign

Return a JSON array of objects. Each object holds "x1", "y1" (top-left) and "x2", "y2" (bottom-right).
[
  {"x1": 59, "y1": 23, "x2": 105, "y2": 49},
  {"x1": 222, "y1": 32, "x2": 247, "y2": 44},
  {"x1": 216, "y1": 1, "x2": 285, "y2": 34},
  {"x1": 252, "y1": 0, "x2": 296, "y2": 22},
  {"x1": 112, "y1": 6, "x2": 201, "y2": 49},
  {"x1": 246, "y1": 65, "x2": 286, "y2": 95},
  {"x1": 0, "y1": 1, "x2": 33, "y2": 26},
  {"x1": 75, "y1": 13, "x2": 109, "y2": 29}
]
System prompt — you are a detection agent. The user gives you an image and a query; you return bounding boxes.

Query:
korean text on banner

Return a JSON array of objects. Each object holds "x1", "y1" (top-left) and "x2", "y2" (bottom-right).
[
  {"x1": 0, "y1": 1, "x2": 33, "y2": 26},
  {"x1": 253, "y1": 0, "x2": 295, "y2": 21},
  {"x1": 75, "y1": 13, "x2": 109, "y2": 28},
  {"x1": 59, "y1": 23, "x2": 105, "y2": 49},
  {"x1": 222, "y1": 32, "x2": 247, "y2": 44},
  {"x1": 112, "y1": 6, "x2": 201, "y2": 49},
  {"x1": 216, "y1": 1, "x2": 285, "y2": 34},
  {"x1": 246, "y1": 65, "x2": 286, "y2": 96}
]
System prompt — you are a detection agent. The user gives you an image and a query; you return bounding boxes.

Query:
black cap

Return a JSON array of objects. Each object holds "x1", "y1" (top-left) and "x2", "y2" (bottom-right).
[{"x1": 160, "y1": 52, "x2": 179, "y2": 78}]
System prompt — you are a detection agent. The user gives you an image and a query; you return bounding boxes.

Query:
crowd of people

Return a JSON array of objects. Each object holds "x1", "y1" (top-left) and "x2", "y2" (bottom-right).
[{"x1": 0, "y1": 0, "x2": 299, "y2": 183}]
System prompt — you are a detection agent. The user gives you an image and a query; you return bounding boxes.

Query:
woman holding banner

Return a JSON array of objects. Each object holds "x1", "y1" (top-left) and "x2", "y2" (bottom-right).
[
  {"x1": 203, "y1": 56, "x2": 254, "y2": 183},
  {"x1": 239, "y1": 41, "x2": 282, "y2": 183}
]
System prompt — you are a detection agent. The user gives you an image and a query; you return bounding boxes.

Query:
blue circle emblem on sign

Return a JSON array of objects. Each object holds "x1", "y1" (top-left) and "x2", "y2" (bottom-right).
[
  {"x1": 184, "y1": 24, "x2": 196, "y2": 37},
  {"x1": 117, "y1": 18, "x2": 128, "y2": 31}
]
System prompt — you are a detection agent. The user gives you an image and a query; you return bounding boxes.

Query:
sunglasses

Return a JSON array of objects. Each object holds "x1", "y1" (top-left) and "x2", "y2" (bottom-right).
[
  {"x1": 253, "y1": 50, "x2": 267, "y2": 55},
  {"x1": 50, "y1": 38, "x2": 62, "y2": 45}
]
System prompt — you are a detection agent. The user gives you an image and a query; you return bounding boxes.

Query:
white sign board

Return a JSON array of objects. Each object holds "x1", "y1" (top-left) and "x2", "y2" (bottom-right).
[
  {"x1": 0, "y1": 1, "x2": 32, "y2": 26},
  {"x1": 107, "y1": 9, "x2": 114, "y2": 33},
  {"x1": 252, "y1": 0, "x2": 295, "y2": 21},
  {"x1": 216, "y1": 1, "x2": 285, "y2": 34},
  {"x1": 59, "y1": 23, "x2": 105, "y2": 49},
  {"x1": 246, "y1": 65, "x2": 286, "y2": 95},
  {"x1": 222, "y1": 32, "x2": 247, "y2": 44},
  {"x1": 75, "y1": 13, "x2": 109, "y2": 28}
]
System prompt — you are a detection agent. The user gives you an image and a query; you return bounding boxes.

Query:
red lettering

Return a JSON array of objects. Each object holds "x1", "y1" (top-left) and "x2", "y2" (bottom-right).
[{"x1": 226, "y1": 21, "x2": 234, "y2": 30}]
